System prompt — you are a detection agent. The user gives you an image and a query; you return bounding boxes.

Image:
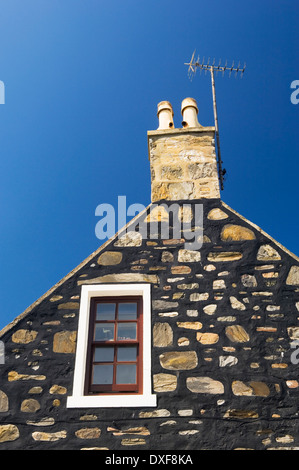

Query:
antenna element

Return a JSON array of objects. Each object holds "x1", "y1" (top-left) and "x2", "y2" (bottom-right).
[{"x1": 185, "y1": 51, "x2": 246, "y2": 190}]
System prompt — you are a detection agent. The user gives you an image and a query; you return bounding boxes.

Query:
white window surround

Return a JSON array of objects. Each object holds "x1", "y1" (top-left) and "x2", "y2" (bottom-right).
[{"x1": 67, "y1": 283, "x2": 157, "y2": 408}]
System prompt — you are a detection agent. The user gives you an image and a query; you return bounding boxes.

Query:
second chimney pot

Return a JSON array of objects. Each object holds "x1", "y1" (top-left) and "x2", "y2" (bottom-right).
[{"x1": 181, "y1": 97, "x2": 201, "y2": 128}]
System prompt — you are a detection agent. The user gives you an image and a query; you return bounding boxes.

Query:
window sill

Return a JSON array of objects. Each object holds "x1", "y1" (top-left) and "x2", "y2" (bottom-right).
[{"x1": 66, "y1": 393, "x2": 157, "y2": 408}]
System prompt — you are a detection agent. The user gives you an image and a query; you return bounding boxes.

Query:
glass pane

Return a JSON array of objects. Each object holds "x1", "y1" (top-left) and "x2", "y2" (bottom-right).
[
  {"x1": 96, "y1": 303, "x2": 116, "y2": 321},
  {"x1": 118, "y1": 303, "x2": 137, "y2": 320},
  {"x1": 94, "y1": 347, "x2": 114, "y2": 362},
  {"x1": 116, "y1": 364, "x2": 136, "y2": 384},
  {"x1": 117, "y1": 346, "x2": 137, "y2": 362},
  {"x1": 94, "y1": 323, "x2": 115, "y2": 341},
  {"x1": 92, "y1": 364, "x2": 113, "y2": 385},
  {"x1": 117, "y1": 323, "x2": 137, "y2": 341}
]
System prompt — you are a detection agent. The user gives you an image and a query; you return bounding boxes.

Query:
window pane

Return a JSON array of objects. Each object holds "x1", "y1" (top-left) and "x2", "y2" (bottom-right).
[
  {"x1": 94, "y1": 347, "x2": 114, "y2": 362},
  {"x1": 116, "y1": 364, "x2": 136, "y2": 384},
  {"x1": 92, "y1": 364, "x2": 113, "y2": 385},
  {"x1": 118, "y1": 303, "x2": 137, "y2": 320},
  {"x1": 96, "y1": 303, "x2": 116, "y2": 321},
  {"x1": 94, "y1": 324, "x2": 115, "y2": 341},
  {"x1": 117, "y1": 346, "x2": 137, "y2": 362},
  {"x1": 117, "y1": 323, "x2": 137, "y2": 341}
]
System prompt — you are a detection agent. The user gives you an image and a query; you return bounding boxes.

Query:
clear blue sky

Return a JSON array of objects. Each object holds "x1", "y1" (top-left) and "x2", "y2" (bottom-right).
[{"x1": 0, "y1": 0, "x2": 298, "y2": 329}]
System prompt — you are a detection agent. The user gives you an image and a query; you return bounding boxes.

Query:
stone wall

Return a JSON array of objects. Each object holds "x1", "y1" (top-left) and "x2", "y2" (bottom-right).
[
  {"x1": 0, "y1": 199, "x2": 299, "y2": 450},
  {"x1": 148, "y1": 128, "x2": 220, "y2": 201}
]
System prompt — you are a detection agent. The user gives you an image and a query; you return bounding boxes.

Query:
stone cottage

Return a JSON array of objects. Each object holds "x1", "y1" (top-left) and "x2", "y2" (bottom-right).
[{"x1": 0, "y1": 97, "x2": 299, "y2": 450}]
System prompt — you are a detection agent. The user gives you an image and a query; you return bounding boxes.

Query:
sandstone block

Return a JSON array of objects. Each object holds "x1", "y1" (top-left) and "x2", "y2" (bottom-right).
[
  {"x1": 207, "y1": 208, "x2": 228, "y2": 220},
  {"x1": 152, "y1": 300, "x2": 178, "y2": 310},
  {"x1": 97, "y1": 251, "x2": 122, "y2": 266},
  {"x1": 188, "y1": 162, "x2": 216, "y2": 179},
  {"x1": 32, "y1": 431, "x2": 67, "y2": 441},
  {"x1": 139, "y1": 409, "x2": 170, "y2": 418},
  {"x1": 190, "y1": 293, "x2": 209, "y2": 301},
  {"x1": 177, "y1": 283, "x2": 199, "y2": 289},
  {"x1": 168, "y1": 182, "x2": 194, "y2": 200},
  {"x1": 257, "y1": 245, "x2": 281, "y2": 261},
  {"x1": 49, "y1": 295, "x2": 63, "y2": 302},
  {"x1": 287, "y1": 326, "x2": 299, "y2": 340},
  {"x1": 163, "y1": 238, "x2": 184, "y2": 245},
  {"x1": 0, "y1": 390, "x2": 9, "y2": 412},
  {"x1": 8, "y1": 371, "x2": 46, "y2": 382},
  {"x1": 58, "y1": 302, "x2": 79, "y2": 310},
  {"x1": 49, "y1": 385, "x2": 67, "y2": 395},
  {"x1": 161, "y1": 251, "x2": 174, "y2": 262},
  {"x1": 230, "y1": 296, "x2": 246, "y2": 311},
  {"x1": 78, "y1": 273, "x2": 158, "y2": 285},
  {"x1": 75, "y1": 428, "x2": 101, "y2": 439},
  {"x1": 0, "y1": 424, "x2": 19, "y2": 442},
  {"x1": 232, "y1": 380, "x2": 270, "y2": 397},
  {"x1": 225, "y1": 325, "x2": 250, "y2": 343},
  {"x1": 108, "y1": 426, "x2": 150, "y2": 436},
  {"x1": 26, "y1": 417, "x2": 55, "y2": 426},
  {"x1": 187, "y1": 309, "x2": 199, "y2": 317},
  {"x1": 286, "y1": 266, "x2": 299, "y2": 286},
  {"x1": 171, "y1": 265, "x2": 191, "y2": 274},
  {"x1": 224, "y1": 410, "x2": 259, "y2": 419},
  {"x1": 178, "y1": 337, "x2": 190, "y2": 346},
  {"x1": 219, "y1": 356, "x2": 238, "y2": 367},
  {"x1": 178, "y1": 249, "x2": 201, "y2": 262},
  {"x1": 286, "y1": 380, "x2": 299, "y2": 388},
  {"x1": 179, "y1": 430, "x2": 200, "y2": 436},
  {"x1": 178, "y1": 206, "x2": 193, "y2": 223},
  {"x1": 221, "y1": 225, "x2": 255, "y2": 241},
  {"x1": 213, "y1": 280, "x2": 226, "y2": 290},
  {"x1": 146, "y1": 205, "x2": 169, "y2": 222},
  {"x1": 12, "y1": 329, "x2": 38, "y2": 344},
  {"x1": 241, "y1": 274, "x2": 257, "y2": 288},
  {"x1": 161, "y1": 165, "x2": 183, "y2": 180},
  {"x1": 159, "y1": 351, "x2": 198, "y2": 370},
  {"x1": 203, "y1": 304, "x2": 217, "y2": 315},
  {"x1": 177, "y1": 322, "x2": 202, "y2": 330},
  {"x1": 114, "y1": 231, "x2": 142, "y2": 247},
  {"x1": 196, "y1": 332, "x2": 219, "y2": 344},
  {"x1": 21, "y1": 399, "x2": 40, "y2": 413},
  {"x1": 121, "y1": 438, "x2": 146, "y2": 446},
  {"x1": 207, "y1": 252, "x2": 243, "y2": 262},
  {"x1": 186, "y1": 377, "x2": 224, "y2": 394},
  {"x1": 153, "y1": 323, "x2": 173, "y2": 347},
  {"x1": 153, "y1": 373, "x2": 177, "y2": 392},
  {"x1": 53, "y1": 331, "x2": 77, "y2": 354}
]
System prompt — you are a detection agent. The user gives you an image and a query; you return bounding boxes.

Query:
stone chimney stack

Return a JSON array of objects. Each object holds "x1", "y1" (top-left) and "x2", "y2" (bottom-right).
[{"x1": 148, "y1": 98, "x2": 220, "y2": 202}]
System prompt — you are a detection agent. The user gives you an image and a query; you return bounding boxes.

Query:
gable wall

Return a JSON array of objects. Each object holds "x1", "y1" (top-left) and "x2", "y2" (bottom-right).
[{"x1": 0, "y1": 199, "x2": 299, "y2": 450}]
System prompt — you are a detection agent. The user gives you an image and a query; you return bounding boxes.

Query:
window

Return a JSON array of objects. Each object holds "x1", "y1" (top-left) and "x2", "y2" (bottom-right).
[
  {"x1": 67, "y1": 284, "x2": 156, "y2": 408},
  {"x1": 85, "y1": 297, "x2": 143, "y2": 395}
]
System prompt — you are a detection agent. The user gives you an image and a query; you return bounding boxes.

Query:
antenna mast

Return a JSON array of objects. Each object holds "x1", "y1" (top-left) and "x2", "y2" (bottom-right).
[{"x1": 185, "y1": 52, "x2": 246, "y2": 190}]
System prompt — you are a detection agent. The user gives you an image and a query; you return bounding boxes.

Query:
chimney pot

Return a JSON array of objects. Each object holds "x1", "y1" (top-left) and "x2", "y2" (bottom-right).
[
  {"x1": 157, "y1": 101, "x2": 174, "y2": 130},
  {"x1": 181, "y1": 97, "x2": 201, "y2": 128}
]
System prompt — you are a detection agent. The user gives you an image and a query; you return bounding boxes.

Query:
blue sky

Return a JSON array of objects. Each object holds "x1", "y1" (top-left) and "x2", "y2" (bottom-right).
[{"x1": 0, "y1": 0, "x2": 298, "y2": 329}]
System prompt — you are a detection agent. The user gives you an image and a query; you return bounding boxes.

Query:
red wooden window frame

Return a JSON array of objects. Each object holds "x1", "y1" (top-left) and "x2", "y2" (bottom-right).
[{"x1": 84, "y1": 296, "x2": 143, "y2": 395}]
